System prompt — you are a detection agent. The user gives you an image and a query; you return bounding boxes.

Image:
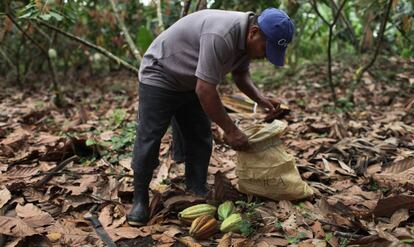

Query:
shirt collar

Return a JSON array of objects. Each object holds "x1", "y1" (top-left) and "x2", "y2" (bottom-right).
[{"x1": 238, "y1": 11, "x2": 255, "y2": 50}]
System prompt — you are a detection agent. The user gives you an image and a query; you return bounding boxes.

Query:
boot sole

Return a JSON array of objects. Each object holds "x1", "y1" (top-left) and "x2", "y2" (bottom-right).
[{"x1": 127, "y1": 220, "x2": 146, "y2": 226}]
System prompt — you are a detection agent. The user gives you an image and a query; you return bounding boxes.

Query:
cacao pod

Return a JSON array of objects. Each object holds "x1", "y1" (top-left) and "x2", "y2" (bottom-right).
[
  {"x1": 189, "y1": 215, "x2": 218, "y2": 239},
  {"x1": 220, "y1": 213, "x2": 243, "y2": 233},
  {"x1": 179, "y1": 204, "x2": 216, "y2": 224},
  {"x1": 218, "y1": 201, "x2": 236, "y2": 221},
  {"x1": 48, "y1": 48, "x2": 57, "y2": 59}
]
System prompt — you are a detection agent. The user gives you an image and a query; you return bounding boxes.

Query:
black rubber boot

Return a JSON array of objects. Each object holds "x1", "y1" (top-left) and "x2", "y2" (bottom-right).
[
  {"x1": 185, "y1": 164, "x2": 208, "y2": 197},
  {"x1": 127, "y1": 172, "x2": 151, "y2": 226}
]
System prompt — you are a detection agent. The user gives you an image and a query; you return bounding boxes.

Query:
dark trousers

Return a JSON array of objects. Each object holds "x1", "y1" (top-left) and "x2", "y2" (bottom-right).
[{"x1": 132, "y1": 83, "x2": 213, "y2": 192}]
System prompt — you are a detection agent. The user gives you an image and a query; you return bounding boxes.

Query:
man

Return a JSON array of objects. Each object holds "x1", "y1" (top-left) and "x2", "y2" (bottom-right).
[{"x1": 127, "y1": 7, "x2": 294, "y2": 226}]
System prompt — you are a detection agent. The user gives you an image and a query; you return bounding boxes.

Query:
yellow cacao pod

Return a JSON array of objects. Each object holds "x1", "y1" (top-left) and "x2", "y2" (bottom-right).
[
  {"x1": 178, "y1": 204, "x2": 216, "y2": 224},
  {"x1": 189, "y1": 215, "x2": 218, "y2": 239},
  {"x1": 218, "y1": 201, "x2": 236, "y2": 221},
  {"x1": 220, "y1": 213, "x2": 243, "y2": 233}
]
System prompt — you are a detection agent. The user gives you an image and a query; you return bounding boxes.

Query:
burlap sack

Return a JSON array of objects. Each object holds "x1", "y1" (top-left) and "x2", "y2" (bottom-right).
[{"x1": 236, "y1": 120, "x2": 313, "y2": 201}]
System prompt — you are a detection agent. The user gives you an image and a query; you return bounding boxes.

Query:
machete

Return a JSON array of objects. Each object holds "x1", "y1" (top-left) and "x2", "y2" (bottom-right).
[{"x1": 85, "y1": 212, "x2": 117, "y2": 247}]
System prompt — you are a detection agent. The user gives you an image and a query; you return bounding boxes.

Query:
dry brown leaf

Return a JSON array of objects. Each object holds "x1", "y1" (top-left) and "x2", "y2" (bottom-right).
[
  {"x1": 35, "y1": 132, "x2": 62, "y2": 146},
  {"x1": 98, "y1": 205, "x2": 113, "y2": 228},
  {"x1": 4, "y1": 237, "x2": 24, "y2": 247},
  {"x1": 176, "y1": 236, "x2": 202, "y2": 247},
  {"x1": 16, "y1": 203, "x2": 45, "y2": 218},
  {"x1": 282, "y1": 213, "x2": 298, "y2": 237},
  {"x1": 151, "y1": 155, "x2": 172, "y2": 190},
  {"x1": 0, "y1": 127, "x2": 30, "y2": 150},
  {"x1": 311, "y1": 221, "x2": 325, "y2": 239},
  {"x1": 383, "y1": 157, "x2": 414, "y2": 174},
  {"x1": 47, "y1": 232, "x2": 62, "y2": 242},
  {"x1": 0, "y1": 187, "x2": 11, "y2": 208},
  {"x1": 163, "y1": 226, "x2": 182, "y2": 238},
  {"x1": 23, "y1": 213, "x2": 54, "y2": 228},
  {"x1": 256, "y1": 237, "x2": 288, "y2": 246},
  {"x1": 214, "y1": 171, "x2": 242, "y2": 202},
  {"x1": 119, "y1": 157, "x2": 132, "y2": 171},
  {"x1": 163, "y1": 195, "x2": 205, "y2": 211},
  {"x1": 6, "y1": 166, "x2": 39, "y2": 178},
  {"x1": 217, "y1": 232, "x2": 232, "y2": 247},
  {"x1": 389, "y1": 208, "x2": 409, "y2": 230},
  {"x1": 0, "y1": 216, "x2": 37, "y2": 237},
  {"x1": 371, "y1": 195, "x2": 414, "y2": 217},
  {"x1": 301, "y1": 239, "x2": 328, "y2": 247},
  {"x1": 107, "y1": 226, "x2": 145, "y2": 241},
  {"x1": 46, "y1": 219, "x2": 90, "y2": 245},
  {"x1": 152, "y1": 233, "x2": 175, "y2": 244}
]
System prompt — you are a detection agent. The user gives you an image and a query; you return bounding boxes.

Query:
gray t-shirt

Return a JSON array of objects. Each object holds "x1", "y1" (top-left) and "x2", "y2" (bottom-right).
[{"x1": 139, "y1": 9, "x2": 253, "y2": 92}]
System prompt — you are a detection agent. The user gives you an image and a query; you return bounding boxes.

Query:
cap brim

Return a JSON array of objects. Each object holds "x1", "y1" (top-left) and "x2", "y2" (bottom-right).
[{"x1": 266, "y1": 41, "x2": 286, "y2": 67}]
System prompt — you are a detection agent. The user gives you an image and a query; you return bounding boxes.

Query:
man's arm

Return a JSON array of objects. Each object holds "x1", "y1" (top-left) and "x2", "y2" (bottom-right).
[
  {"x1": 232, "y1": 70, "x2": 276, "y2": 112},
  {"x1": 195, "y1": 79, "x2": 249, "y2": 151}
]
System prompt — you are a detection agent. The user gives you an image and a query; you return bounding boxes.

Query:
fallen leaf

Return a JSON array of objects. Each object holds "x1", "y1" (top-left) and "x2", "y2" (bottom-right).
[
  {"x1": 371, "y1": 195, "x2": 414, "y2": 217},
  {"x1": 0, "y1": 187, "x2": 11, "y2": 208},
  {"x1": 282, "y1": 213, "x2": 298, "y2": 237},
  {"x1": 256, "y1": 237, "x2": 288, "y2": 246},
  {"x1": 0, "y1": 216, "x2": 37, "y2": 237},
  {"x1": 46, "y1": 219, "x2": 90, "y2": 245},
  {"x1": 98, "y1": 205, "x2": 113, "y2": 228},
  {"x1": 47, "y1": 232, "x2": 62, "y2": 242},
  {"x1": 23, "y1": 213, "x2": 54, "y2": 228},
  {"x1": 389, "y1": 208, "x2": 409, "y2": 229},
  {"x1": 176, "y1": 236, "x2": 202, "y2": 247},
  {"x1": 217, "y1": 232, "x2": 232, "y2": 247},
  {"x1": 311, "y1": 221, "x2": 325, "y2": 239}
]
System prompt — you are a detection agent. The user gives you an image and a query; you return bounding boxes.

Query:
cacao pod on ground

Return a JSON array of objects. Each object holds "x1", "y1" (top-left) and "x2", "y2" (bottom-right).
[
  {"x1": 189, "y1": 215, "x2": 218, "y2": 239},
  {"x1": 178, "y1": 204, "x2": 216, "y2": 225},
  {"x1": 218, "y1": 201, "x2": 236, "y2": 221},
  {"x1": 220, "y1": 213, "x2": 243, "y2": 233}
]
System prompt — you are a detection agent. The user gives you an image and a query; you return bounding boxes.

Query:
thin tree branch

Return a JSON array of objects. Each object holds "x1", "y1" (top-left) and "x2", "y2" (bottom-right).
[
  {"x1": 352, "y1": 0, "x2": 393, "y2": 94},
  {"x1": 35, "y1": 155, "x2": 79, "y2": 187},
  {"x1": 156, "y1": 0, "x2": 165, "y2": 32},
  {"x1": 312, "y1": 0, "x2": 348, "y2": 108},
  {"x1": 333, "y1": 0, "x2": 347, "y2": 24},
  {"x1": 195, "y1": 0, "x2": 207, "y2": 11},
  {"x1": 6, "y1": 13, "x2": 59, "y2": 96},
  {"x1": 328, "y1": 0, "x2": 357, "y2": 47},
  {"x1": 0, "y1": 46, "x2": 14, "y2": 69},
  {"x1": 37, "y1": 20, "x2": 138, "y2": 74},
  {"x1": 311, "y1": 0, "x2": 330, "y2": 26},
  {"x1": 180, "y1": 0, "x2": 192, "y2": 18},
  {"x1": 109, "y1": 0, "x2": 142, "y2": 62}
]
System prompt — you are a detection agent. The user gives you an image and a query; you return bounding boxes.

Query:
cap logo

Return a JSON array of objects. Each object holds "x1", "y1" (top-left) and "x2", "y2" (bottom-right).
[{"x1": 277, "y1": 39, "x2": 288, "y2": 47}]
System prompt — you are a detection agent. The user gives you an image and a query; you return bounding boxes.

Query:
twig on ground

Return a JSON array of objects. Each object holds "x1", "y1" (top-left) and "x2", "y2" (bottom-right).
[{"x1": 35, "y1": 155, "x2": 79, "y2": 187}]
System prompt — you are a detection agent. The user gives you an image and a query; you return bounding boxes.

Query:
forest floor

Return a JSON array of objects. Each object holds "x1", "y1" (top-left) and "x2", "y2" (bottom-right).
[{"x1": 0, "y1": 56, "x2": 414, "y2": 247}]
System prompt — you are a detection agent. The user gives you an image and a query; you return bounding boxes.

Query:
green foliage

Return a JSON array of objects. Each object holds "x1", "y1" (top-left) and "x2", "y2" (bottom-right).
[
  {"x1": 324, "y1": 232, "x2": 333, "y2": 242},
  {"x1": 136, "y1": 26, "x2": 154, "y2": 54},
  {"x1": 239, "y1": 219, "x2": 254, "y2": 237},
  {"x1": 86, "y1": 121, "x2": 136, "y2": 164},
  {"x1": 273, "y1": 219, "x2": 283, "y2": 232},
  {"x1": 1, "y1": 0, "x2": 413, "y2": 85},
  {"x1": 400, "y1": 239, "x2": 414, "y2": 244},
  {"x1": 111, "y1": 109, "x2": 127, "y2": 128}
]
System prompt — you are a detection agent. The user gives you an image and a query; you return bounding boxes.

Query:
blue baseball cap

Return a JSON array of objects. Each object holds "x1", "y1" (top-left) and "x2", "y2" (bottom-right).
[{"x1": 258, "y1": 8, "x2": 294, "y2": 66}]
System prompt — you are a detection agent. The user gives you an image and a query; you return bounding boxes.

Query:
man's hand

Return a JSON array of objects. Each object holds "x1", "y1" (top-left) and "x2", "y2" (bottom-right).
[
  {"x1": 224, "y1": 127, "x2": 250, "y2": 151},
  {"x1": 257, "y1": 96, "x2": 279, "y2": 114}
]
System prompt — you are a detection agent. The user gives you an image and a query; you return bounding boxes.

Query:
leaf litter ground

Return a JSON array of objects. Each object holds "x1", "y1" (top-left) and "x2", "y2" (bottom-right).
[{"x1": 0, "y1": 56, "x2": 413, "y2": 247}]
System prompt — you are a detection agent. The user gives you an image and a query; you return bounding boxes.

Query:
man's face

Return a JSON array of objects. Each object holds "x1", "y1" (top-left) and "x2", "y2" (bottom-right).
[{"x1": 246, "y1": 26, "x2": 267, "y2": 60}]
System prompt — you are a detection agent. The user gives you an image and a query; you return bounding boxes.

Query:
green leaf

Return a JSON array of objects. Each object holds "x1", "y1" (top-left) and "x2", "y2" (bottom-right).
[
  {"x1": 49, "y1": 12, "x2": 63, "y2": 21},
  {"x1": 86, "y1": 139, "x2": 96, "y2": 146},
  {"x1": 39, "y1": 13, "x2": 52, "y2": 21},
  {"x1": 400, "y1": 239, "x2": 414, "y2": 244},
  {"x1": 111, "y1": 109, "x2": 126, "y2": 128},
  {"x1": 136, "y1": 26, "x2": 153, "y2": 54}
]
